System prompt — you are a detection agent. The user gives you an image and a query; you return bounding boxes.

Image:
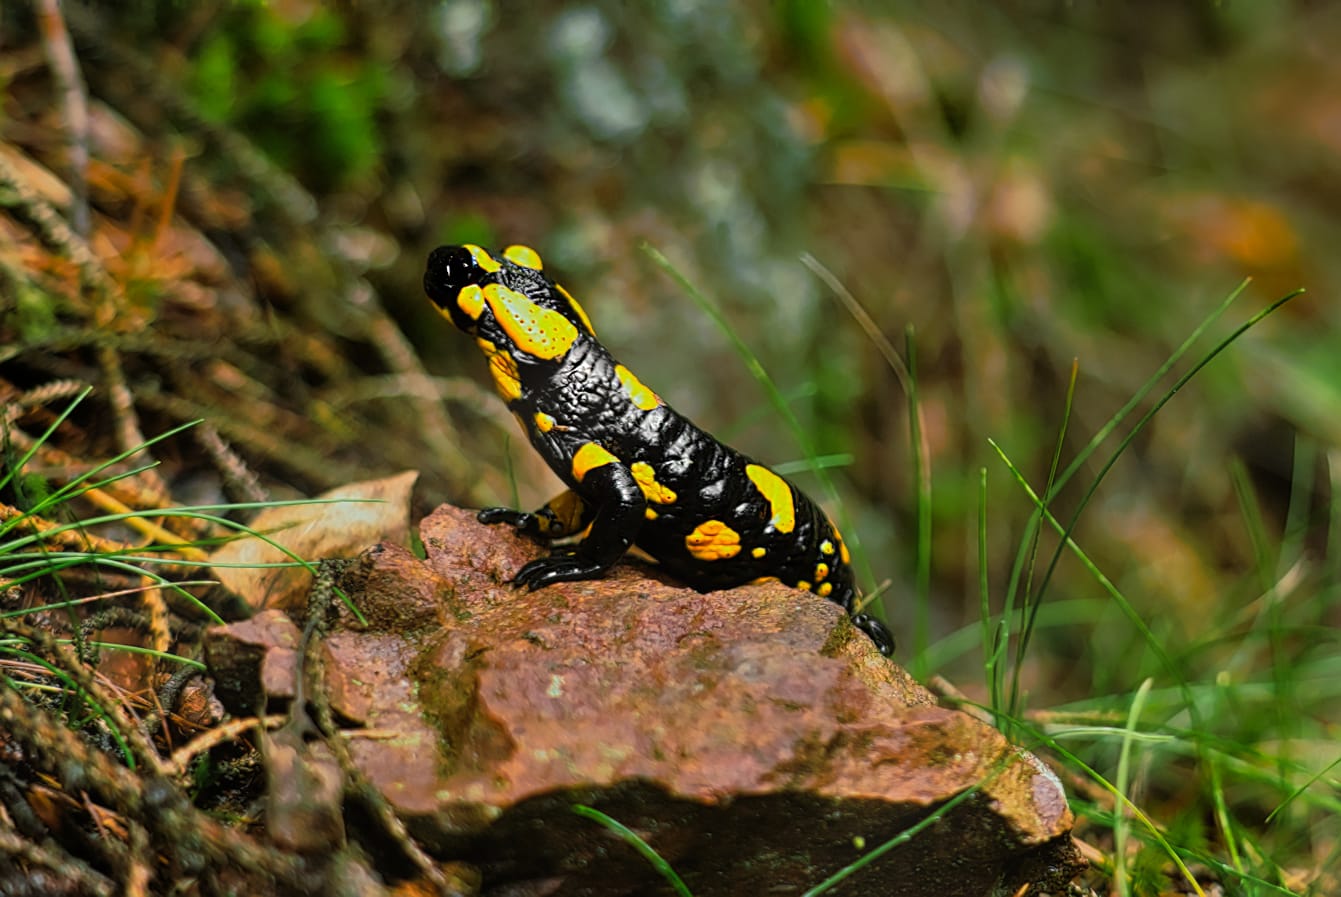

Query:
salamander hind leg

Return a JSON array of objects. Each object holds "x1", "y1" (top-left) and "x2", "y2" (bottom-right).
[
  {"x1": 851, "y1": 613, "x2": 895, "y2": 656},
  {"x1": 825, "y1": 572, "x2": 896, "y2": 656}
]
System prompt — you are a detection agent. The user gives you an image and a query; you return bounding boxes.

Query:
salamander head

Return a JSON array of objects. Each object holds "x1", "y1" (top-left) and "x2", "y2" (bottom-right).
[{"x1": 424, "y1": 244, "x2": 598, "y2": 362}]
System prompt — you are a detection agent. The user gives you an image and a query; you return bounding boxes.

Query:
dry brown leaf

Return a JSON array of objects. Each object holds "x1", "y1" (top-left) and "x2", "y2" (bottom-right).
[{"x1": 209, "y1": 470, "x2": 418, "y2": 613}]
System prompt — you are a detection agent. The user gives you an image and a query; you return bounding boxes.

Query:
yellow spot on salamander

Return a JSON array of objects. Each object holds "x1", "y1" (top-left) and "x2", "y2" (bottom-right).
[
  {"x1": 464, "y1": 244, "x2": 501, "y2": 273},
  {"x1": 645, "y1": 507, "x2": 658, "y2": 520},
  {"x1": 483, "y1": 283, "x2": 579, "y2": 361},
  {"x1": 630, "y1": 461, "x2": 676, "y2": 504},
  {"x1": 820, "y1": 539, "x2": 835, "y2": 556},
  {"x1": 486, "y1": 348, "x2": 521, "y2": 402},
  {"x1": 835, "y1": 529, "x2": 851, "y2": 565},
  {"x1": 615, "y1": 365, "x2": 661, "y2": 411},
  {"x1": 534, "y1": 411, "x2": 556, "y2": 432},
  {"x1": 557, "y1": 284, "x2": 597, "y2": 336},
  {"x1": 504, "y1": 244, "x2": 543, "y2": 270},
  {"x1": 815, "y1": 562, "x2": 829, "y2": 581},
  {"x1": 751, "y1": 546, "x2": 766, "y2": 559},
  {"x1": 818, "y1": 582, "x2": 833, "y2": 597},
  {"x1": 797, "y1": 580, "x2": 811, "y2": 592},
  {"x1": 745, "y1": 465, "x2": 796, "y2": 534},
  {"x1": 751, "y1": 576, "x2": 780, "y2": 585},
  {"x1": 685, "y1": 519, "x2": 741, "y2": 561},
  {"x1": 455, "y1": 284, "x2": 485, "y2": 321},
  {"x1": 544, "y1": 490, "x2": 588, "y2": 535},
  {"x1": 571, "y1": 442, "x2": 619, "y2": 482}
]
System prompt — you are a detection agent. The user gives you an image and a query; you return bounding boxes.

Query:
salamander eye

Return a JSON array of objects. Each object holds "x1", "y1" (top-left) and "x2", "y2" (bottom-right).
[{"x1": 424, "y1": 245, "x2": 486, "y2": 309}]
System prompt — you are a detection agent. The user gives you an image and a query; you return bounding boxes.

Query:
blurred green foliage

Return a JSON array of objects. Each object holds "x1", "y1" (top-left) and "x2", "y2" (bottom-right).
[{"x1": 189, "y1": 5, "x2": 385, "y2": 190}]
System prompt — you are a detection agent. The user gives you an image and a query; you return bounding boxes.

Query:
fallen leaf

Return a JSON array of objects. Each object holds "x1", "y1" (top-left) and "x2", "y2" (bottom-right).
[{"x1": 210, "y1": 470, "x2": 418, "y2": 613}]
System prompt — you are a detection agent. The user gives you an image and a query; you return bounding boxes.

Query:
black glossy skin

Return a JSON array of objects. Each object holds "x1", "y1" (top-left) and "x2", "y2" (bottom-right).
[{"x1": 424, "y1": 245, "x2": 894, "y2": 656}]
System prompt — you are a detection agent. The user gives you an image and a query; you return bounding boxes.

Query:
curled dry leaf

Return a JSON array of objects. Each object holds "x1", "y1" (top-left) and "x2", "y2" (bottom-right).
[{"x1": 209, "y1": 470, "x2": 418, "y2": 613}]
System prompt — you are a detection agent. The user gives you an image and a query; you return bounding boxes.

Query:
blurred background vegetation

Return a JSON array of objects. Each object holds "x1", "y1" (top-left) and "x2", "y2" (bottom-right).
[{"x1": 3, "y1": 1, "x2": 1339, "y2": 893}]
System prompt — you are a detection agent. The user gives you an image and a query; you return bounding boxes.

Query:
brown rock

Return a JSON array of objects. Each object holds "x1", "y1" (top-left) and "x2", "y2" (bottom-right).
[
  {"x1": 337, "y1": 542, "x2": 460, "y2": 635},
  {"x1": 264, "y1": 727, "x2": 346, "y2": 854},
  {"x1": 206, "y1": 504, "x2": 1083, "y2": 896},
  {"x1": 202, "y1": 609, "x2": 302, "y2": 713}
]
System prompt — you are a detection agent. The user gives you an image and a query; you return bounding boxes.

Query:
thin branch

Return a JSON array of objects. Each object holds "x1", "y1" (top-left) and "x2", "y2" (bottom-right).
[{"x1": 35, "y1": 0, "x2": 91, "y2": 237}]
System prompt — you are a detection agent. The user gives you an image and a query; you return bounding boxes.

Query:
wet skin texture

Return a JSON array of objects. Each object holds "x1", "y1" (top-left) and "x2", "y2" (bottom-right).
[{"x1": 424, "y1": 244, "x2": 894, "y2": 656}]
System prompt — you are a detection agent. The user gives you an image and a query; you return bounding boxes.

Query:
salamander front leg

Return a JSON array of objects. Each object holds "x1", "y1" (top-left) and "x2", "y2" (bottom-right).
[
  {"x1": 503, "y1": 464, "x2": 647, "y2": 590},
  {"x1": 479, "y1": 489, "x2": 593, "y2": 538}
]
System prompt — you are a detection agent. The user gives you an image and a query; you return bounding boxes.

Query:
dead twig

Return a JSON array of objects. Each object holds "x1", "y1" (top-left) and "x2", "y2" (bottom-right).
[{"x1": 34, "y1": 0, "x2": 90, "y2": 238}]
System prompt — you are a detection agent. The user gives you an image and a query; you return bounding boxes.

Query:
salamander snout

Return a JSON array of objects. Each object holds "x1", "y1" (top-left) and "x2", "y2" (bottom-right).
[{"x1": 423, "y1": 245, "x2": 485, "y2": 309}]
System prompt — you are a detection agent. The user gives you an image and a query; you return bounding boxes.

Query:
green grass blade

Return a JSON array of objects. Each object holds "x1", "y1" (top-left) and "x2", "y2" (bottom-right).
[
  {"x1": 0, "y1": 580, "x2": 219, "y2": 620},
  {"x1": 1113, "y1": 677, "x2": 1154, "y2": 897},
  {"x1": 2, "y1": 500, "x2": 381, "y2": 625},
  {"x1": 1205, "y1": 751, "x2": 1247, "y2": 879},
  {"x1": 27, "y1": 419, "x2": 203, "y2": 519},
  {"x1": 798, "y1": 750, "x2": 1036, "y2": 897},
  {"x1": 988, "y1": 439, "x2": 1197, "y2": 716},
  {"x1": 0, "y1": 553, "x2": 222, "y2": 622},
  {"x1": 1026, "y1": 287, "x2": 1304, "y2": 652},
  {"x1": 905, "y1": 326, "x2": 931, "y2": 671},
  {"x1": 799, "y1": 783, "x2": 985, "y2": 897},
  {"x1": 643, "y1": 244, "x2": 814, "y2": 454},
  {"x1": 572, "y1": 804, "x2": 693, "y2": 897},
  {"x1": 0, "y1": 647, "x2": 136, "y2": 769},
  {"x1": 977, "y1": 467, "x2": 1002, "y2": 719},
  {"x1": 1229, "y1": 457, "x2": 1274, "y2": 593},
  {"x1": 1329, "y1": 448, "x2": 1341, "y2": 588},
  {"x1": 1008, "y1": 359, "x2": 1079, "y2": 717},
  {"x1": 772, "y1": 453, "x2": 855, "y2": 476},
  {"x1": 70, "y1": 642, "x2": 206, "y2": 670},
  {"x1": 997, "y1": 710, "x2": 1209, "y2": 897},
  {"x1": 995, "y1": 287, "x2": 1303, "y2": 730},
  {"x1": 1051, "y1": 278, "x2": 1252, "y2": 494},
  {"x1": 802, "y1": 253, "x2": 930, "y2": 640},
  {"x1": 0, "y1": 386, "x2": 94, "y2": 497},
  {"x1": 1266, "y1": 752, "x2": 1341, "y2": 823},
  {"x1": 799, "y1": 253, "x2": 911, "y2": 391},
  {"x1": 1279, "y1": 434, "x2": 1316, "y2": 581}
]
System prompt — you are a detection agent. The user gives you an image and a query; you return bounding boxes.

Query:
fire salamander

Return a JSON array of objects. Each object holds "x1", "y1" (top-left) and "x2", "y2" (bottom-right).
[{"x1": 423, "y1": 244, "x2": 895, "y2": 656}]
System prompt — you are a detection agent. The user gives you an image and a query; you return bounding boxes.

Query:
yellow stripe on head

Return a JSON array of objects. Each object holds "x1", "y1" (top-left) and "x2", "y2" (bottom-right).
[
  {"x1": 463, "y1": 244, "x2": 501, "y2": 273},
  {"x1": 504, "y1": 245, "x2": 544, "y2": 270},
  {"x1": 482, "y1": 283, "x2": 579, "y2": 361}
]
